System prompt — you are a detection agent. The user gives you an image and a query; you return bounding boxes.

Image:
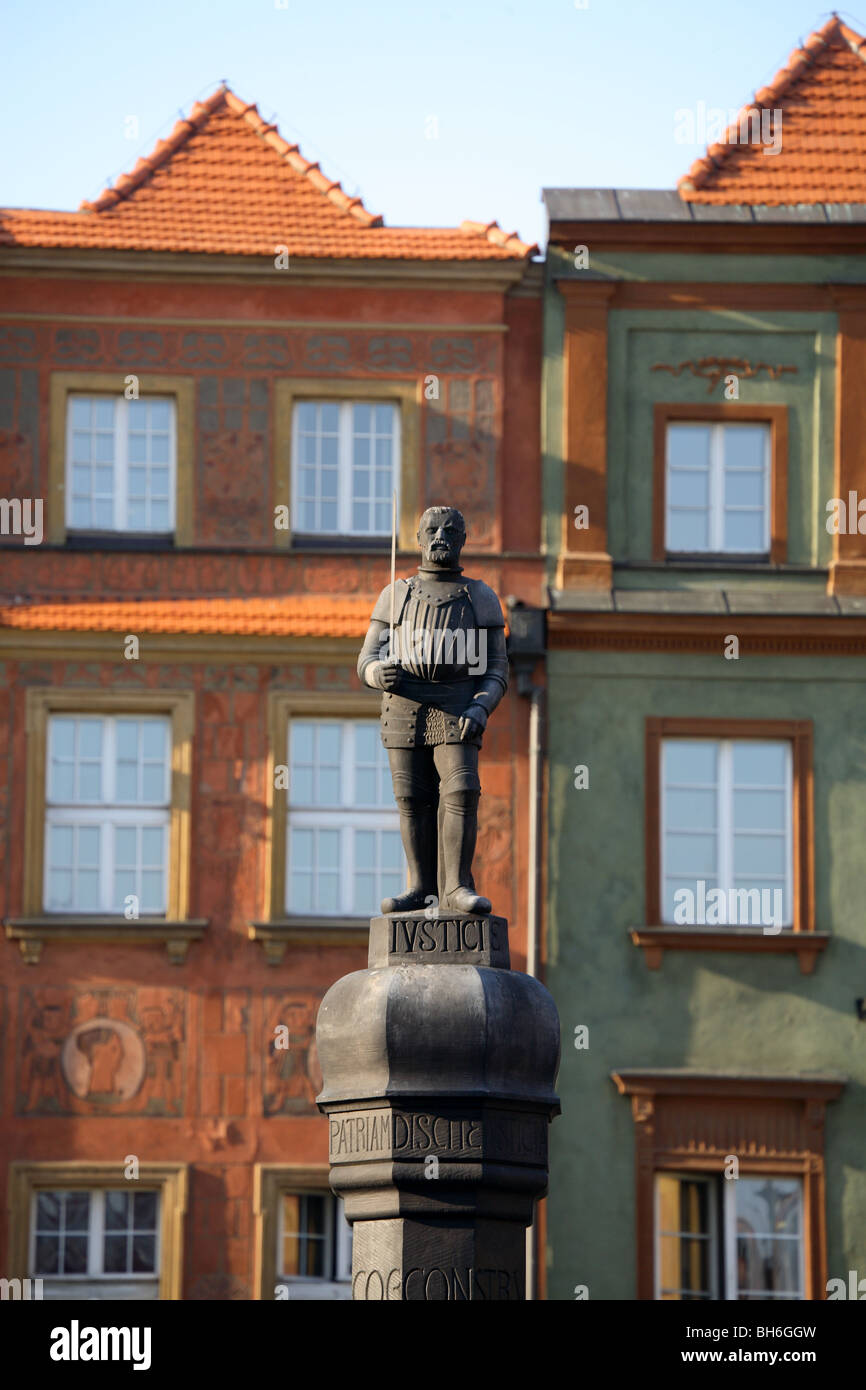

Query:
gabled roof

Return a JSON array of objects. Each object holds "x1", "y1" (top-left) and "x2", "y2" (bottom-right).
[
  {"x1": 679, "y1": 15, "x2": 866, "y2": 204},
  {"x1": 0, "y1": 86, "x2": 535, "y2": 261}
]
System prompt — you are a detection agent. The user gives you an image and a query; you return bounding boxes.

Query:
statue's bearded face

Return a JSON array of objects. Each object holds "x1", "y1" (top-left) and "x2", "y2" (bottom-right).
[{"x1": 418, "y1": 511, "x2": 465, "y2": 569}]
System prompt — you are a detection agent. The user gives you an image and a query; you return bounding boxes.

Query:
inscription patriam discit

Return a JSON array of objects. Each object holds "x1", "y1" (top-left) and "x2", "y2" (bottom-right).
[
  {"x1": 388, "y1": 917, "x2": 502, "y2": 954},
  {"x1": 330, "y1": 1111, "x2": 482, "y2": 1159}
]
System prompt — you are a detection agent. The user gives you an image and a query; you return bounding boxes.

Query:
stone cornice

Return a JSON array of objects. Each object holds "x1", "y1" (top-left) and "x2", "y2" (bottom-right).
[
  {"x1": 548, "y1": 609, "x2": 866, "y2": 655},
  {"x1": 0, "y1": 246, "x2": 530, "y2": 292}
]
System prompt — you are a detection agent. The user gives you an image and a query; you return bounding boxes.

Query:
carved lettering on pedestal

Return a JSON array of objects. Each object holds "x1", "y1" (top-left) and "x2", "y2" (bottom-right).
[
  {"x1": 352, "y1": 1266, "x2": 525, "y2": 1300},
  {"x1": 329, "y1": 1109, "x2": 483, "y2": 1161},
  {"x1": 388, "y1": 917, "x2": 501, "y2": 955},
  {"x1": 329, "y1": 1106, "x2": 549, "y2": 1164},
  {"x1": 487, "y1": 1112, "x2": 548, "y2": 1162}
]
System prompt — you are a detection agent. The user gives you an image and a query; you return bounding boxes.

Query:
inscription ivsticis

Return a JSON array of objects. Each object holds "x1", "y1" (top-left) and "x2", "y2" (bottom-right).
[{"x1": 388, "y1": 917, "x2": 501, "y2": 955}]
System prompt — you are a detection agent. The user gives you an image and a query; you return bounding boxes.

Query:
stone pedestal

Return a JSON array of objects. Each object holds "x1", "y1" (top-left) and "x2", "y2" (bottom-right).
[{"x1": 316, "y1": 912, "x2": 561, "y2": 1300}]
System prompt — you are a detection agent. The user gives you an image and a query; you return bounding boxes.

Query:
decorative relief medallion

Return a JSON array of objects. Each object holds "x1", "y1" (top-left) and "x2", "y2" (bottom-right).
[{"x1": 17, "y1": 988, "x2": 184, "y2": 1116}]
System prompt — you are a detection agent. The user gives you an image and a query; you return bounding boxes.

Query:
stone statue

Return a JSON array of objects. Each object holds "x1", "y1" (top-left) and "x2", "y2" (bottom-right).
[{"x1": 357, "y1": 506, "x2": 508, "y2": 915}]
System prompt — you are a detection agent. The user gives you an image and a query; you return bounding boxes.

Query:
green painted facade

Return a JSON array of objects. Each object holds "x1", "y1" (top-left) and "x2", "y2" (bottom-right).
[{"x1": 542, "y1": 241, "x2": 866, "y2": 1301}]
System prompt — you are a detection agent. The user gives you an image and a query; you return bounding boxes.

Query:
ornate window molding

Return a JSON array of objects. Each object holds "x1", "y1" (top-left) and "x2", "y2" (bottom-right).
[{"x1": 611, "y1": 1070, "x2": 845, "y2": 1301}]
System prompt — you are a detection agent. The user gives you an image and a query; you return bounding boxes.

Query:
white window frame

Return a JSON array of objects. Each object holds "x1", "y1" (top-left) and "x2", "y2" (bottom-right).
[
  {"x1": 275, "y1": 1191, "x2": 352, "y2": 1300},
  {"x1": 29, "y1": 1188, "x2": 161, "y2": 1287},
  {"x1": 655, "y1": 1173, "x2": 805, "y2": 1301},
  {"x1": 286, "y1": 718, "x2": 401, "y2": 917},
  {"x1": 291, "y1": 399, "x2": 401, "y2": 537},
  {"x1": 66, "y1": 394, "x2": 177, "y2": 535},
  {"x1": 723, "y1": 1177, "x2": 805, "y2": 1301},
  {"x1": 44, "y1": 714, "x2": 171, "y2": 916},
  {"x1": 665, "y1": 421, "x2": 770, "y2": 555},
  {"x1": 654, "y1": 1172, "x2": 719, "y2": 1301},
  {"x1": 660, "y1": 738, "x2": 793, "y2": 928}
]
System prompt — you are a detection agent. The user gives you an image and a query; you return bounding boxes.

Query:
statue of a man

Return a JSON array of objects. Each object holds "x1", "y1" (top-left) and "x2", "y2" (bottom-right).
[{"x1": 357, "y1": 507, "x2": 508, "y2": 915}]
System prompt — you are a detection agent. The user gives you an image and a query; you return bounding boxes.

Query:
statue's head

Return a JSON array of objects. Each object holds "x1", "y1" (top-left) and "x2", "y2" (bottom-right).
[{"x1": 417, "y1": 506, "x2": 466, "y2": 569}]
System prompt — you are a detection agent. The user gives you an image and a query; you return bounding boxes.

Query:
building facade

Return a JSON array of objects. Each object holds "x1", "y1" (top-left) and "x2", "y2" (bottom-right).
[
  {"x1": 0, "y1": 87, "x2": 543, "y2": 1299},
  {"x1": 542, "y1": 16, "x2": 866, "y2": 1301}
]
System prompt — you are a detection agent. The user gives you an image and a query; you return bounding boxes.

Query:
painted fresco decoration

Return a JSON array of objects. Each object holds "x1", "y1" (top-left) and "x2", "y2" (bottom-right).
[
  {"x1": 0, "y1": 325, "x2": 499, "y2": 375},
  {"x1": 651, "y1": 356, "x2": 798, "y2": 393},
  {"x1": 17, "y1": 988, "x2": 184, "y2": 1116},
  {"x1": 263, "y1": 991, "x2": 323, "y2": 1116}
]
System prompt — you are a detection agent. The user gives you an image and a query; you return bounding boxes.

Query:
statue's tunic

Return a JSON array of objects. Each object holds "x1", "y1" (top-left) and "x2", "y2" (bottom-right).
[{"x1": 358, "y1": 573, "x2": 508, "y2": 749}]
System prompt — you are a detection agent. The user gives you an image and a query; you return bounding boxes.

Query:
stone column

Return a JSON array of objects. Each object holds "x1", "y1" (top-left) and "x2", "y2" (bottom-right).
[{"x1": 316, "y1": 911, "x2": 561, "y2": 1301}]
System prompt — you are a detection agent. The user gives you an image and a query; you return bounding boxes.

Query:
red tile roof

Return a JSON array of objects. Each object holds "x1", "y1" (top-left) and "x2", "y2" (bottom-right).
[
  {"x1": 679, "y1": 16, "x2": 866, "y2": 204},
  {"x1": 0, "y1": 596, "x2": 374, "y2": 638},
  {"x1": 0, "y1": 87, "x2": 535, "y2": 260},
  {"x1": 681, "y1": 15, "x2": 866, "y2": 202}
]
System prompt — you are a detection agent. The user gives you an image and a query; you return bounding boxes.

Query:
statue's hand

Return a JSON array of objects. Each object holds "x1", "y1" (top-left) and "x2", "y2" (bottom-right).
[
  {"x1": 375, "y1": 661, "x2": 403, "y2": 692},
  {"x1": 458, "y1": 704, "x2": 488, "y2": 741}
]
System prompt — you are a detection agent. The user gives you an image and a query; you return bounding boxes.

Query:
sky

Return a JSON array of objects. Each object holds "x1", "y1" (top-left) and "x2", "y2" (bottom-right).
[{"x1": 1, "y1": 0, "x2": 859, "y2": 249}]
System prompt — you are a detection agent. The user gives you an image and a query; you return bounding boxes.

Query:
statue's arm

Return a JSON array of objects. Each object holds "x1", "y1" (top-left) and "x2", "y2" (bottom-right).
[
  {"x1": 357, "y1": 619, "x2": 389, "y2": 690},
  {"x1": 463, "y1": 626, "x2": 508, "y2": 729}
]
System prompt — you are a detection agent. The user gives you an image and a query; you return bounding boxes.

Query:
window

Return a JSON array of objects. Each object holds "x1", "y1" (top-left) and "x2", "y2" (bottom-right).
[
  {"x1": 291, "y1": 401, "x2": 399, "y2": 536},
  {"x1": 287, "y1": 719, "x2": 402, "y2": 917},
  {"x1": 661, "y1": 738, "x2": 792, "y2": 929},
  {"x1": 613, "y1": 1072, "x2": 842, "y2": 1301},
  {"x1": 66, "y1": 396, "x2": 176, "y2": 534},
  {"x1": 9, "y1": 1163, "x2": 186, "y2": 1300},
  {"x1": 30, "y1": 1188, "x2": 160, "y2": 1300},
  {"x1": 639, "y1": 719, "x2": 817, "y2": 968},
  {"x1": 44, "y1": 715, "x2": 171, "y2": 915},
  {"x1": 275, "y1": 1191, "x2": 352, "y2": 1300},
  {"x1": 656, "y1": 1174, "x2": 804, "y2": 1301},
  {"x1": 652, "y1": 404, "x2": 788, "y2": 564},
  {"x1": 665, "y1": 421, "x2": 769, "y2": 554},
  {"x1": 20, "y1": 692, "x2": 195, "y2": 955}
]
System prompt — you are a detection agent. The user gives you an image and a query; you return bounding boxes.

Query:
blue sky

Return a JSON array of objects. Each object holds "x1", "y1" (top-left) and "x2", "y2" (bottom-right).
[{"x1": 1, "y1": 0, "x2": 857, "y2": 248}]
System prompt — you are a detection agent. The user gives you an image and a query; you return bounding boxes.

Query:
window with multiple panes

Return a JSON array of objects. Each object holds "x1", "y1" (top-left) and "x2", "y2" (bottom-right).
[
  {"x1": 292, "y1": 401, "x2": 400, "y2": 536},
  {"x1": 287, "y1": 719, "x2": 402, "y2": 916},
  {"x1": 44, "y1": 715, "x2": 171, "y2": 915},
  {"x1": 276, "y1": 1192, "x2": 352, "y2": 1300},
  {"x1": 66, "y1": 395, "x2": 176, "y2": 534},
  {"x1": 665, "y1": 421, "x2": 770, "y2": 555},
  {"x1": 656, "y1": 1174, "x2": 804, "y2": 1301},
  {"x1": 661, "y1": 739, "x2": 792, "y2": 928},
  {"x1": 31, "y1": 1189, "x2": 160, "y2": 1300}
]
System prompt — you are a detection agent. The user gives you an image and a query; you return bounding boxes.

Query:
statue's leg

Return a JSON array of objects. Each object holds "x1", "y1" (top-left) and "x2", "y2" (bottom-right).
[
  {"x1": 382, "y1": 747, "x2": 439, "y2": 914},
  {"x1": 435, "y1": 743, "x2": 491, "y2": 915}
]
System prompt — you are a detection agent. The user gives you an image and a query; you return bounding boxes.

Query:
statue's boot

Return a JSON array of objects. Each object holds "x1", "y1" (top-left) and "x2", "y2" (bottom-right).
[
  {"x1": 381, "y1": 798, "x2": 438, "y2": 915},
  {"x1": 446, "y1": 885, "x2": 492, "y2": 915},
  {"x1": 441, "y1": 788, "x2": 491, "y2": 915}
]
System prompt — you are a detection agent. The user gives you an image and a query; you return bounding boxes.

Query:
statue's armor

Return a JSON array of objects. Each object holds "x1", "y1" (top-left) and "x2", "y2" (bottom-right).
[{"x1": 359, "y1": 572, "x2": 508, "y2": 749}]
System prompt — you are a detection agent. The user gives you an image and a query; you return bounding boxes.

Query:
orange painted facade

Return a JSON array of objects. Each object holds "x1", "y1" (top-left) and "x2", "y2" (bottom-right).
[{"x1": 0, "y1": 93, "x2": 542, "y2": 1299}]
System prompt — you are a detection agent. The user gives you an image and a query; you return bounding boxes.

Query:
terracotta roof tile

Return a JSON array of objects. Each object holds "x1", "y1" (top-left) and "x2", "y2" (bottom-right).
[
  {"x1": 0, "y1": 87, "x2": 535, "y2": 260},
  {"x1": 679, "y1": 16, "x2": 866, "y2": 204},
  {"x1": 0, "y1": 596, "x2": 374, "y2": 638}
]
